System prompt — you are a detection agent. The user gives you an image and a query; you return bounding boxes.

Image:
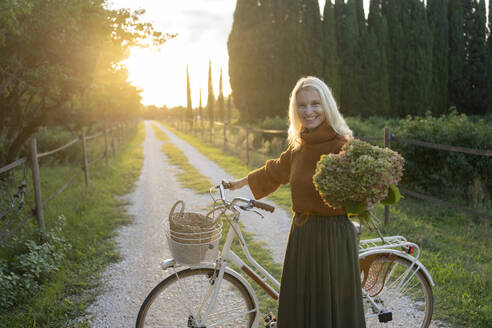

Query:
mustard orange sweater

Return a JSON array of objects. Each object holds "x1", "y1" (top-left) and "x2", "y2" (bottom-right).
[{"x1": 247, "y1": 120, "x2": 347, "y2": 217}]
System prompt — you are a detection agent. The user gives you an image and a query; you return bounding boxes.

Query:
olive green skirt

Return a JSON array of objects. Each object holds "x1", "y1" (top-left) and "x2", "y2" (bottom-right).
[{"x1": 277, "y1": 214, "x2": 366, "y2": 328}]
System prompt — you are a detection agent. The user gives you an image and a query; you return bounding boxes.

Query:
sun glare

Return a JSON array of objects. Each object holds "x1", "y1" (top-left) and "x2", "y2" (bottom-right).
[{"x1": 123, "y1": 44, "x2": 231, "y2": 109}]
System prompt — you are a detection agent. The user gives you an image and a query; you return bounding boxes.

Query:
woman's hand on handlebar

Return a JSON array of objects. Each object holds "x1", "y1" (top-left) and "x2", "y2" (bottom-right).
[{"x1": 226, "y1": 177, "x2": 248, "y2": 191}]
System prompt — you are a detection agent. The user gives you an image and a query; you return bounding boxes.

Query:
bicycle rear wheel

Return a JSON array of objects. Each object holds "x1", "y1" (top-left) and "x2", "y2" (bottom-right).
[
  {"x1": 136, "y1": 267, "x2": 257, "y2": 328},
  {"x1": 360, "y1": 252, "x2": 433, "y2": 328}
]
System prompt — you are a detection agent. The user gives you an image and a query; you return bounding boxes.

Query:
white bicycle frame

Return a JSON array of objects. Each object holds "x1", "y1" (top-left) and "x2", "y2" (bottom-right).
[{"x1": 161, "y1": 201, "x2": 280, "y2": 327}]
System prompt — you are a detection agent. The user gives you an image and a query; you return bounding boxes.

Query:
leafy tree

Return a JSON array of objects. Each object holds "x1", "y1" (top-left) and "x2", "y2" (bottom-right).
[{"x1": 0, "y1": 0, "x2": 171, "y2": 165}]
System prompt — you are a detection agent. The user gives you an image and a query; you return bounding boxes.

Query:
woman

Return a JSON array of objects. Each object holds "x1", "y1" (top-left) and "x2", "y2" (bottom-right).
[{"x1": 229, "y1": 76, "x2": 366, "y2": 327}]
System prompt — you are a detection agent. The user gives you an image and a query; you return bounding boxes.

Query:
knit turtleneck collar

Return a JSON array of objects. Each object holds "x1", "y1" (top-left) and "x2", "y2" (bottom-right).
[{"x1": 300, "y1": 120, "x2": 338, "y2": 144}]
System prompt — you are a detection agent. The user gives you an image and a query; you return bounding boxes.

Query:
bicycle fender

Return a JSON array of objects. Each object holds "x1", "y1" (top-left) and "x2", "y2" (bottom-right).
[{"x1": 359, "y1": 249, "x2": 435, "y2": 287}]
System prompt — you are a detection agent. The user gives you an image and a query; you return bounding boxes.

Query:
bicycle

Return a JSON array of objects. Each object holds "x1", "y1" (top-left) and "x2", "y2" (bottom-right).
[{"x1": 136, "y1": 182, "x2": 434, "y2": 328}]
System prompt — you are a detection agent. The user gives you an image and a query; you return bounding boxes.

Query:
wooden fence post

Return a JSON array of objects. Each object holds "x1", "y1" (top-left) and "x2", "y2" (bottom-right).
[
  {"x1": 29, "y1": 137, "x2": 46, "y2": 239},
  {"x1": 384, "y1": 127, "x2": 391, "y2": 227},
  {"x1": 246, "y1": 126, "x2": 250, "y2": 166},
  {"x1": 104, "y1": 121, "x2": 109, "y2": 166},
  {"x1": 82, "y1": 131, "x2": 89, "y2": 187}
]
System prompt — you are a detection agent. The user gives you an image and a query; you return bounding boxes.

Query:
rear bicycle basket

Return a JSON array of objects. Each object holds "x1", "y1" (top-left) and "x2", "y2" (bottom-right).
[
  {"x1": 360, "y1": 253, "x2": 397, "y2": 297},
  {"x1": 165, "y1": 200, "x2": 224, "y2": 265}
]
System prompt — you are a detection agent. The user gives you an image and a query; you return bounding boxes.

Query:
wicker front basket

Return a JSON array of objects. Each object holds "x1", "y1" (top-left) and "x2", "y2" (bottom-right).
[{"x1": 167, "y1": 201, "x2": 223, "y2": 264}]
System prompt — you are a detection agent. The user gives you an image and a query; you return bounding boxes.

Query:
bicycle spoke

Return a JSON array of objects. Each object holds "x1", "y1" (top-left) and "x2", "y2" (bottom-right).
[
  {"x1": 206, "y1": 308, "x2": 257, "y2": 327},
  {"x1": 362, "y1": 255, "x2": 432, "y2": 328},
  {"x1": 136, "y1": 268, "x2": 256, "y2": 327}
]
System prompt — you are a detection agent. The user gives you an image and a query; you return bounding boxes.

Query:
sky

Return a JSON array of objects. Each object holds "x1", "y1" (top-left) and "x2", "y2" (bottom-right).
[{"x1": 107, "y1": 0, "x2": 369, "y2": 108}]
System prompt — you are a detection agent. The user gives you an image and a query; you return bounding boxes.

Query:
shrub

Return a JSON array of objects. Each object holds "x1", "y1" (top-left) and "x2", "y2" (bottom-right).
[
  {"x1": 392, "y1": 110, "x2": 491, "y2": 207},
  {"x1": 345, "y1": 115, "x2": 399, "y2": 139},
  {"x1": 259, "y1": 116, "x2": 288, "y2": 130},
  {"x1": 0, "y1": 215, "x2": 71, "y2": 308}
]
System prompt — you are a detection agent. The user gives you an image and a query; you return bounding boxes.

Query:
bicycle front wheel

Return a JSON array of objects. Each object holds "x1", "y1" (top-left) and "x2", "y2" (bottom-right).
[
  {"x1": 136, "y1": 267, "x2": 257, "y2": 328},
  {"x1": 360, "y1": 252, "x2": 433, "y2": 328}
]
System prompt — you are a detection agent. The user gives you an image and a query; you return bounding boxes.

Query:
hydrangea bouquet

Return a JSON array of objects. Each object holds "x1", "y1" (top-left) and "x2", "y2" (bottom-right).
[{"x1": 313, "y1": 139, "x2": 404, "y2": 226}]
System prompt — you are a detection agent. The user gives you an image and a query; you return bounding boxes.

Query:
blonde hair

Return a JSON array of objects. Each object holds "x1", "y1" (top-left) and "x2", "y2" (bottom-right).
[{"x1": 287, "y1": 76, "x2": 353, "y2": 149}]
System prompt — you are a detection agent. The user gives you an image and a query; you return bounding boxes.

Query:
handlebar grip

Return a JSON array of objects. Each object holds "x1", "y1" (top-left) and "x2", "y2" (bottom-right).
[
  {"x1": 222, "y1": 181, "x2": 233, "y2": 189},
  {"x1": 252, "y1": 200, "x2": 275, "y2": 213}
]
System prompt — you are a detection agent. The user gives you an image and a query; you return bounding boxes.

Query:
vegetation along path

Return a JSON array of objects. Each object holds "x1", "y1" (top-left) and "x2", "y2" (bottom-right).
[{"x1": 87, "y1": 121, "x2": 291, "y2": 326}]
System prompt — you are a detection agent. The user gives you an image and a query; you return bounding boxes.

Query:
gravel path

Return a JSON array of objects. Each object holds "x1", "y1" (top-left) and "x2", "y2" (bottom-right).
[
  {"x1": 87, "y1": 121, "x2": 290, "y2": 327},
  {"x1": 153, "y1": 122, "x2": 291, "y2": 263},
  {"x1": 87, "y1": 121, "x2": 445, "y2": 328}
]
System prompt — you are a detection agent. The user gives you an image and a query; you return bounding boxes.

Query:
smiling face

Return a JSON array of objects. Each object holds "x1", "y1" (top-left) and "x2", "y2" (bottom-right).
[{"x1": 296, "y1": 87, "x2": 326, "y2": 131}]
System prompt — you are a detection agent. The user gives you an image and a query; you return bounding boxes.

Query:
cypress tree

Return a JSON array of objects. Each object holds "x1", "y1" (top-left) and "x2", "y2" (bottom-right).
[
  {"x1": 322, "y1": 0, "x2": 341, "y2": 100},
  {"x1": 186, "y1": 64, "x2": 193, "y2": 127},
  {"x1": 448, "y1": 0, "x2": 465, "y2": 111},
  {"x1": 228, "y1": 0, "x2": 276, "y2": 121},
  {"x1": 487, "y1": 0, "x2": 492, "y2": 112},
  {"x1": 355, "y1": 0, "x2": 366, "y2": 36},
  {"x1": 365, "y1": 0, "x2": 390, "y2": 116},
  {"x1": 298, "y1": 0, "x2": 323, "y2": 76},
  {"x1": 269, "y1": 0, "x2": 326, "y2": 119},
  {"x1": 227, "y1": 96, "x2": 232, "y2": 123},
  {"x1": 199, "y1": 89, "x2": 204, "y2": 128},
  {"x1": 400, "y1": 0, "x2": 433, "y2": 116},
  {"x1": 463, "y1": 0, "x2": 488, "y2": 114},
  {"x1": 207, "y1": 60, "x2": 215, "y2": 123},
  {"x1": 428, "y1": 0, "x2": 449, "y2": 115},
  {"x1": 217, "y1": 68, "x2": 225, "y2": 122},
  {"x1": 382, "y1": 0, "x2": 405, "y2": 115},
  {"x1": 336, "y1": 0, "x2": 364, "y2": 116}
]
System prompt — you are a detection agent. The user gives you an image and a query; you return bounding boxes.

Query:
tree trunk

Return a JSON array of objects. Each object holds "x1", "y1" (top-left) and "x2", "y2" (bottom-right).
[{"x1": 4, "y1": 119, "x2": 43, "y2": 166}]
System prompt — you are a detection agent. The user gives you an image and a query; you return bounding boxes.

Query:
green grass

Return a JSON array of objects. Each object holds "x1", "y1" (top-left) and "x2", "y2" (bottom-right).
[
  {"x1": 384, "y1": 200, "x2": 492, "y2": 328},
  {"x1": 151, "y1": 124, "x2": 211, "y2": 194},
  {"x1": 162, "y1": 120, "x2": 492, "y2": 328},
  {"x1": 152, "y1": 122, "x2": 282, "y2": 315},
  {"x1": 161, "y1": 121, "x2": 292, "y2": 213},
  {"x1": 0, "y1": 123, "x2": 145, "y2": 327}
]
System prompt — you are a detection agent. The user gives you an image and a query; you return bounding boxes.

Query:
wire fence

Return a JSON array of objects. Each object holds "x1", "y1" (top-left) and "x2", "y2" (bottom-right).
[
  {"x1": 0, "y1": 122, "x2": 133, "y2": 246},
  {"x1": 170, "y1": 118, "x2": 491, "y2": 222}
]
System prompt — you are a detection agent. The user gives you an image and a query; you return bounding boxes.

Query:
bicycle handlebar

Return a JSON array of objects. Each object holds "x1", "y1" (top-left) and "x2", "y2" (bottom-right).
[
  {"x1": 216, "y1": 181, "x2": 275, "y2": 213},
  {"x1": 251, "y1": 200, "x2": 275, "y2": 213}
]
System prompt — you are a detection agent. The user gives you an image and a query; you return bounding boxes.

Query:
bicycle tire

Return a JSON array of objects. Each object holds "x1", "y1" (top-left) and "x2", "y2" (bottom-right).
[
  {"x1": 136, "y1": 267, "x2": 257, "y2": 328},
  {"x1": 360, "y1": 252, "x2": 433, "y2": 328}
]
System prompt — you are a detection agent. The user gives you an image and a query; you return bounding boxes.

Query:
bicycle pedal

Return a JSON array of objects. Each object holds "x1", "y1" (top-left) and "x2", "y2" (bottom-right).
[{"x1": 263, "y1": 312, "x2": 277, "y2": 327}]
